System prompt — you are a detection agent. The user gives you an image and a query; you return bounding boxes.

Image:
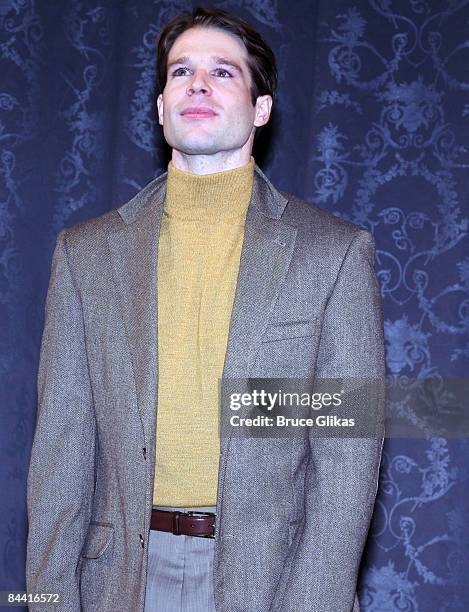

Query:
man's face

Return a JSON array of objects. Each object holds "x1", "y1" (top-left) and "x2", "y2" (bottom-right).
[{"x1": 157, "y1": 26, "x2": 271, "y2": 157}]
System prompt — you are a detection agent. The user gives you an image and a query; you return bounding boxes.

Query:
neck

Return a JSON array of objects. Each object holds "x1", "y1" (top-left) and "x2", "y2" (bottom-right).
[{"x1": 170, "y1": 144, "x2": 254, "y2": 175}]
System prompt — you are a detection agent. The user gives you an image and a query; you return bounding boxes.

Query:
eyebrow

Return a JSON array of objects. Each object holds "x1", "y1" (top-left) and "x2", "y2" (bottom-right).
[{"x1": 167, "y1": 55, "x2": 244, "y2": 74}]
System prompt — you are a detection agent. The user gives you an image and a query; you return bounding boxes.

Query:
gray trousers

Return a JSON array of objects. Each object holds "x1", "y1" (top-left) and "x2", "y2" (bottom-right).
[{"x1": 144, "y1": 506, "x2": 217, "y2": 612}]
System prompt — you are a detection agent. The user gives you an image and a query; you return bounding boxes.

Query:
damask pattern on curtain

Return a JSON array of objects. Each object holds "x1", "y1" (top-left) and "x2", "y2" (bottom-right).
[{"x1": 1, "y1": 1, "x2": 468, "y2": 610}]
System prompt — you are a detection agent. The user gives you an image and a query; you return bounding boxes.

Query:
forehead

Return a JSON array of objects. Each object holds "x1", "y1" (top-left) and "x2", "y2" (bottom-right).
[{"x1": 168, "y1": 26, "x2": 249, "y2": 64}]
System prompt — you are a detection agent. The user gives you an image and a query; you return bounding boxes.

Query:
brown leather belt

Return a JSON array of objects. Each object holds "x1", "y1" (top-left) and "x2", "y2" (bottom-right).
[{"x1": 150, "y1": 508, "x2": 215, "y2": 539}]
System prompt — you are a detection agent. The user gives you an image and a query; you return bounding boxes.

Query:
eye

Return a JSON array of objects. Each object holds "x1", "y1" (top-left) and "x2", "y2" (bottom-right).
[
  {"x1": 171, "y1": 66, "x2": 191, "y2": 77},
  {"x1": 213, "y1": 68, "x2": 232, "y2": 78}
]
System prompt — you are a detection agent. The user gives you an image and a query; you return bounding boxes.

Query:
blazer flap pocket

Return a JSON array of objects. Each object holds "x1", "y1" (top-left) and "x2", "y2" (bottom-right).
[
  {"x1": 262, "y1": 318, "x2": 317, "y2": 343},
  {"x1": 81, "y1": 522, "x2": 114, "y2": 559}
]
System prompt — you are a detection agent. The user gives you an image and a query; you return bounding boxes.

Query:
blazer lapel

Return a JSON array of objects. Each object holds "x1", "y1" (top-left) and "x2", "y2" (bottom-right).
[
  {"x1": 216, "y1": 165, "x2": 298, "y2": 507},
  {"x1": 106, "y1": 174, "x2": 167, "y2": 452},
  {"x1": 222, "y1": 166, "x2": 297, "y2": 379}
]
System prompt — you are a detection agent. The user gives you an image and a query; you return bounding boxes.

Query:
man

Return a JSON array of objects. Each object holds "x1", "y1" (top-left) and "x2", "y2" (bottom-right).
[{"x1": 26, "y1": 6, "x2": 385, "y2": 612}]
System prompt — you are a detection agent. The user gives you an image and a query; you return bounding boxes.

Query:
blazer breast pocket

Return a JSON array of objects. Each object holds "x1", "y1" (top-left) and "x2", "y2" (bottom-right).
[
  {"x1": 252, "y1": 317, "x2": 320, "y2": 377},
  {"x1": 261, "y1": 318, "x2": 318, "y2": 343}
]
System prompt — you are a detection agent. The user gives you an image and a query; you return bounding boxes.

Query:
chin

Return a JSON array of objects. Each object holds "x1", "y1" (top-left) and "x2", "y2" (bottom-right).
[{"x1": 172, "y1": 139, "x2": 225, "y2": 156}]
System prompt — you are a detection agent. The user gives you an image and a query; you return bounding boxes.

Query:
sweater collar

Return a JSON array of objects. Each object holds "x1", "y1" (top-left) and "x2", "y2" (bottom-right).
[{"x1": 164, "y1": 156, "x2": 255, "y2": 221}]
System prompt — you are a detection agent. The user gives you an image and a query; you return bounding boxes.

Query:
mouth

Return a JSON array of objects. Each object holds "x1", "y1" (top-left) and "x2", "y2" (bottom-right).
[{"x1": 181, "y1": 107, "x2": 217, "y2": 119}]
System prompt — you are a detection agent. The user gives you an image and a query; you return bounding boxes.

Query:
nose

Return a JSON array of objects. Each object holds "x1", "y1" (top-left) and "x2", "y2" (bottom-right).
[{"x1": 186, "y1": 69, "x2": 212, "y2": 96}]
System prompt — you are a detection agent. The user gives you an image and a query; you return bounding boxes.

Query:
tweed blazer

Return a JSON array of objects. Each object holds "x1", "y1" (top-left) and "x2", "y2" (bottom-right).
[{"x1": 26, "y1": 162, "x2": 385, "y2": 612}]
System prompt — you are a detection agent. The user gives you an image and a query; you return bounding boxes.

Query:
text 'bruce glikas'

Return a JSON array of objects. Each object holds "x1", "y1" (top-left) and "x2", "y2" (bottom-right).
[{"x1": 228, "y1": 389, "x2": 355, "y2": 427}]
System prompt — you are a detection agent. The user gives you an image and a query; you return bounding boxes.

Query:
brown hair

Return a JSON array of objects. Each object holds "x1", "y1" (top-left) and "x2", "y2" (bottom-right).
[{"x1": 156, "y1": 5, "x2": 277, "y2": 109}]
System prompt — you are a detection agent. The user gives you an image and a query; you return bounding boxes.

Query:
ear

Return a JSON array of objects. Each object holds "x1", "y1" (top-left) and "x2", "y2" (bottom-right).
[
  {"x1": 253, "y1": 95, "x2": 273, "y2": 128},
  {"x1": 157, "y1": 93, "x2": 164, "y2": 125}
]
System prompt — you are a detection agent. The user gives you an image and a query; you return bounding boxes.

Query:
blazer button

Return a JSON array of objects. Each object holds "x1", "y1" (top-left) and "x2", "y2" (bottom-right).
[
  {"x1": 139, "y1": 533, "x2": 144, "y2": 548},
  {"x1": 142, "y1": 447, "x2": 147, "y2": 459}
]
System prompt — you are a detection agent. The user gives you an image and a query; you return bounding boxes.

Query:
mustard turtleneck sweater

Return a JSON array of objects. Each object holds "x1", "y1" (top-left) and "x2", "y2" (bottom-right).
[{"x1": 153, "y1": 156, "x2": 254, "y2": 506}]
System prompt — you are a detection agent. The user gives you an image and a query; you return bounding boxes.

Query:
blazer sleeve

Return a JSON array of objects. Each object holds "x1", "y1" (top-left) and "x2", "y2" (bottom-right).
[
  {"x1": 26, "y1": 230, "x2": 96, "y2": 612},
  {"x1": 278, "y1": 230, "x2": 386, "y2": 612}
]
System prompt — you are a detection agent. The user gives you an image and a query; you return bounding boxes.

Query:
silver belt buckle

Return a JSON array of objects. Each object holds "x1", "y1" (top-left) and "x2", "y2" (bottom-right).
[{"x1": 187, "y1": 510, "x2": 216, "y2": 539}]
